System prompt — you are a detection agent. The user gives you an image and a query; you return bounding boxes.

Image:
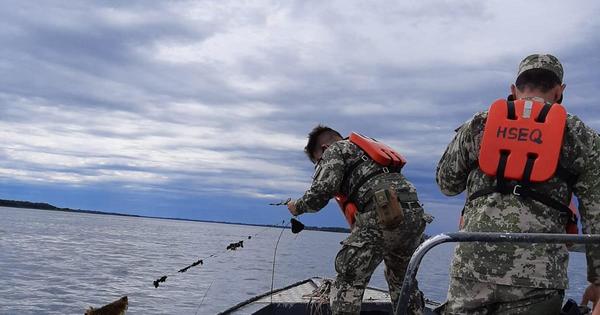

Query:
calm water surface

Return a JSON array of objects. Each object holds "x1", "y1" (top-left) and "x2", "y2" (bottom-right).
[{"x1": 0, "y1": 207, "x2": 589, "y2": 314}]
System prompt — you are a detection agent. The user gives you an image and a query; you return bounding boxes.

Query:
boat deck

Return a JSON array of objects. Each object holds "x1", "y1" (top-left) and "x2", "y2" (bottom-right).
[{"x1": 219, "y1": 277, "x2": 439, "y2": 314}]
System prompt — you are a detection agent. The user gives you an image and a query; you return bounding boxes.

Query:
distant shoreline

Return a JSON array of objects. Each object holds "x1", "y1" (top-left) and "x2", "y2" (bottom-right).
[{"x1": 0, "y1": 199, "x2": 351, "y2": 234}]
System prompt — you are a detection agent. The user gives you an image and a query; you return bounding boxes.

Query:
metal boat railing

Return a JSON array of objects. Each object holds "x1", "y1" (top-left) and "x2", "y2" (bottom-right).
[{"x1": 394, "y1": 232, "x2": 600, "y2": 315}]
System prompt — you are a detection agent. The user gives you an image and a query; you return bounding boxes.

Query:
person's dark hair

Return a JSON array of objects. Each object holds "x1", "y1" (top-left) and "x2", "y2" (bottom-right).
[
  {"x1": 515, "y1": 68, "x2": 561, "y2": 93},
  {"x1": 304, "y1": 125, "x2": 342, "y2": 163}
]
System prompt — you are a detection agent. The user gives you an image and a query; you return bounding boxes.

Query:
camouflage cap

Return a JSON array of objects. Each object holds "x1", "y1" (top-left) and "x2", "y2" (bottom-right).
[{"x1": 517, "y1": 54, "x2": 563, "y2": 82}]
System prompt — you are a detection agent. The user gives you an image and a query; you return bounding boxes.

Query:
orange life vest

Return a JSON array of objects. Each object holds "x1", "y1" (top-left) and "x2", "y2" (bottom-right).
[
  {"x1": 334, "y1": 133, "x2": 407, "y2": 227},
  {"x1": 335, "y1": 194, "x2": 357, "y2": 227},
  {"x1": 349, "y1": 132, "x2": 406, "y2": 168},
  {"x1": 467, "y1": 99, "x2": 578, "y2": 234},
  {"x1": 479, "y1": 99, "x2": 566, "y2": 182}
]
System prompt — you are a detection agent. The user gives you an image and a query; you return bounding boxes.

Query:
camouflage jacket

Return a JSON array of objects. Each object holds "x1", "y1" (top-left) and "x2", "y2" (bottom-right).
[
  {"x1": 295, "y1": 139, "x2": 420, "y2": 216},
  {"x1": 436, "y1": 110, "x2": 600, "y2": 289}
]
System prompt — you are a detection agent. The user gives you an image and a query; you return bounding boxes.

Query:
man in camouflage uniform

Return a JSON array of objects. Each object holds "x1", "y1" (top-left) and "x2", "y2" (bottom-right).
[
  {"x1": 436, "y1": 54, "x2": 600, "y2": 314},
  {"x1": 288, "y1": 125, "x2": 431, "y2": 315}
]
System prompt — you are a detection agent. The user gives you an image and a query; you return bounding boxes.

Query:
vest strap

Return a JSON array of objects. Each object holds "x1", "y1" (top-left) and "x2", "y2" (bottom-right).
[
  {"x1": 468, "y1": 184, "x2": 577, "y2": 224},
  {"x1": 346, "y1": 165, "x2": 401, "y2": 207}
]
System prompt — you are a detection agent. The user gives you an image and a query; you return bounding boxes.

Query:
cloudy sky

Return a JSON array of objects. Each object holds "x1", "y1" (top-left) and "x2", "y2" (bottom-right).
[{"x1": 1, "y1": 1, "x2": 599, "y2": 234}]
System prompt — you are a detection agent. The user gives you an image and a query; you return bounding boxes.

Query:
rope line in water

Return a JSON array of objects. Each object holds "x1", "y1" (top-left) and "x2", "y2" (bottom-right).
[
  {"x1": 194, "y1": 279, "x2": 214, "y2": 315},
  {"x1": 270, "y1": 221, "x2": 289, "y2": 305},
  {"x1": 178, "y1": 259, "x2": 203, "y2": 273},
  {"x1": 152, "y1": 199, "x2": 301, "y2": 312},
  {"x1": 152, "y1": 220, "x2": 287, "y2": 288}
]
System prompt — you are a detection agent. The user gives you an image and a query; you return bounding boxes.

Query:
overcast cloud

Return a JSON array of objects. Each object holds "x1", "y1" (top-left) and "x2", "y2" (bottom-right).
[{"x1": 1, "y1": 0, "x2": 599, "y2": 232}]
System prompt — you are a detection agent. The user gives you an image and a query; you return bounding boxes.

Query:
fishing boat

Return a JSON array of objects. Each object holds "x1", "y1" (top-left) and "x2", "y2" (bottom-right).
[
  {"x1": 219, "y1": 232, "x2": 600, "y2": 315},
  {"x1": 218, "y1": 276, "x2": 440, "y2": 314}
]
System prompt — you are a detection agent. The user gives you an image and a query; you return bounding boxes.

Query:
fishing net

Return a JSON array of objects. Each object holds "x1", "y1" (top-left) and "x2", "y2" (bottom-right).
[{"x1": 303, "y1": 279, "x2": 333, "y2": 315}]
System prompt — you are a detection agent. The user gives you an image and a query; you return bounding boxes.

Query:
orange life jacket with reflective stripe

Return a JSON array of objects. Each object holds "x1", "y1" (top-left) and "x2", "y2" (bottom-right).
[
  {"x1": 335, "y1": 132, "x2": 406, "y2": 227},
  {"x1": 466, "y1": 99, "x2": 578, "y2": 234},
  {"x1": 479, "y1": 99, "x2": 566, "y2": 182}
]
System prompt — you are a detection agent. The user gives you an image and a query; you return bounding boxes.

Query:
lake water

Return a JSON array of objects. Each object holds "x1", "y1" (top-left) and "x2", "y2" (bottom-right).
[{"x1": 0, "y1": 207, "x2": 590, "y2": 314}]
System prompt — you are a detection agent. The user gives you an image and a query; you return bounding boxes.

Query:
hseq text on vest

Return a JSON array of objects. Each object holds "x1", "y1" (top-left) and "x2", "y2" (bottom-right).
[{"x1": 496, "y1": 126, "x2": 543, "y2": 144}]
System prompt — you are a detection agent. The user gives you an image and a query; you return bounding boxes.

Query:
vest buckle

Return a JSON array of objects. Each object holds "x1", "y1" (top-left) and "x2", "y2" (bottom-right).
[{"x1": 512, "y1": 184, "x2": 522, "y2": 196}]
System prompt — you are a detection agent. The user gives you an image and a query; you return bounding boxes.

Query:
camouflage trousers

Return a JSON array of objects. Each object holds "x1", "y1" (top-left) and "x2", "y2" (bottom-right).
[
  {"x1": 442, "y1": 277, "x2": 564, "y2": 315},
  {"x1": 330, "y1": 208, "x2": 426, "y2": 315}
]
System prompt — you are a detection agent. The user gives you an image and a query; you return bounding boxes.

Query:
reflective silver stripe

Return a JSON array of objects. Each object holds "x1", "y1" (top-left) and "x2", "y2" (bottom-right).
[{"x1": 523, "y1": 100, "x2": 533, "y2": 118}]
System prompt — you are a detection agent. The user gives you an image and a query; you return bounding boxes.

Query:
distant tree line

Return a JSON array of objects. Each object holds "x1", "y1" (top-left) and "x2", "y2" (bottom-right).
[
  {"x1": 1, "y1": 198, "x2": 437, "y2": 237},
  {"x1": 0, "y1": 199, "x2": 63, "y2": 211},
  {"x1": 0, "y1": 198, "x2": 354, "y2": 233}
]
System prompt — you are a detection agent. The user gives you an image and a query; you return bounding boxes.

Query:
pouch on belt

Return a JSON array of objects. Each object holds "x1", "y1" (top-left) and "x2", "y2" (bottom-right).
[{"x1": 373, "y1": 188, "x2": 404, "y2": 229}]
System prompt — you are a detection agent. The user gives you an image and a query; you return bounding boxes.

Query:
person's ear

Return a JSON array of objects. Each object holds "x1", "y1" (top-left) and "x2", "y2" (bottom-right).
[
  {"x1": 555, "y1": 84, "x2": 566, "y2": 103},
  {"x1": 510, "y1": 84, "x2": 518, "y2": 99}
]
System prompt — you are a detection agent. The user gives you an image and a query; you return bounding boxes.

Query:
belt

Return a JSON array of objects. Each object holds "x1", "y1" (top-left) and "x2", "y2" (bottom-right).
[{"x1": 360, "y1": 191, "x2": 420, "y2": 213}]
